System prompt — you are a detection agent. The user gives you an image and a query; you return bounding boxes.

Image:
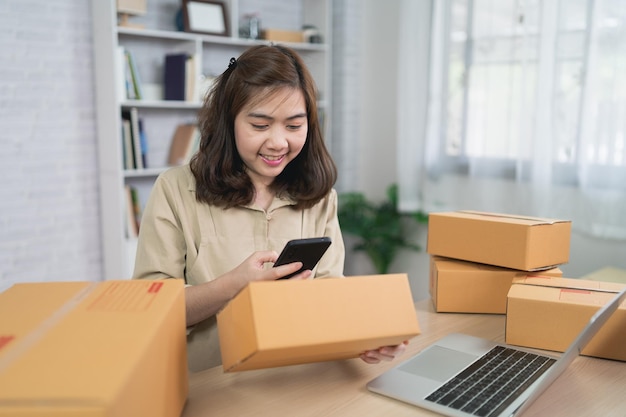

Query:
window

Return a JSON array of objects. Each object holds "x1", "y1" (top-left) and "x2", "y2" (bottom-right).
[
  {"x1": 397, "y1": 0, "x2": 626, "y2": 239},
  {"x1": 436, "y1": 0, "x2": 626, "y2": 186}
]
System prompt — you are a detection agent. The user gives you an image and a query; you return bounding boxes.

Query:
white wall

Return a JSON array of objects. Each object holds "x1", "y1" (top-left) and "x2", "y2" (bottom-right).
[
  {"x1": 0, "y1": 0, "x2": 102, "y2": 292},
  {"x1": 358, "y1": 0, "x2": 400, "y2": 200},
  {"x1": 330, "y1": 0, "x2": 363, "y2": 191}
]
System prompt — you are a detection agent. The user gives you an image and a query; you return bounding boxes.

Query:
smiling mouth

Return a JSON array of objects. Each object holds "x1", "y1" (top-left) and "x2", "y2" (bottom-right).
[{"x1": 260, "y1": 154, "x2": 285, "y2": 161}]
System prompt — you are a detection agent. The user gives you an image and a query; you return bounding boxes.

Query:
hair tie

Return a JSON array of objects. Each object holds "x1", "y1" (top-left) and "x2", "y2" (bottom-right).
[{"x1": 228, "y1": 57, "x2": 237, "y2": 69}]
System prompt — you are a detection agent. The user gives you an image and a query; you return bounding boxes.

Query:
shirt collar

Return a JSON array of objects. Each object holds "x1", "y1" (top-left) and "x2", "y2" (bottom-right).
[{"x1": 245, "y1": 194, "x2": 296, "y2": 212}]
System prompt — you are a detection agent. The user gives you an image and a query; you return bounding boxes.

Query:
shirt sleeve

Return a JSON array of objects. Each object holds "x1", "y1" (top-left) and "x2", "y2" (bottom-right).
[
  {"x1": 132, "y1": 172, "x2": 187, "y2": 282},
  {"x1": 314, "y1": 189, "x2": 346, "y2": 278}
]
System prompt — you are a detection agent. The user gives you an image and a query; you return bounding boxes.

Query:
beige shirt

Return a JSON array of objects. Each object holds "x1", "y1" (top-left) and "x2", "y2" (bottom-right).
[{"x1": 133, "y1": 165, "x2": 345, "y2": 372}]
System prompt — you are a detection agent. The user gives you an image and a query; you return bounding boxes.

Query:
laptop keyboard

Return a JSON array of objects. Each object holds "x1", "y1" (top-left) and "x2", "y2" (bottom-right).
[{"x1": 425, "y1": 346, "x2": 556, "y2": 417}]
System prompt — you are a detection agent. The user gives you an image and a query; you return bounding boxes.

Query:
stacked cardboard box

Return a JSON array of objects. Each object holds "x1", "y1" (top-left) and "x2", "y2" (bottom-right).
[
  {"x1": 429, "y1": 256, "x2": 562, "y2": 314},
  {"x1": 427, "y1": 210, "x2": 571, "y2": 313},
  {"x1": 506, "y1": 276, "x2": 626, "y2": 361},
  {"x1": 426, "y1": 210, "x2": 625, "y2": 361}
]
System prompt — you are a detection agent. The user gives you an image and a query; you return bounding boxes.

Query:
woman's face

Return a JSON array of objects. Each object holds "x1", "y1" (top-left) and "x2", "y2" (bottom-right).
[{"x1": 234, "y1": 87, "x2": 308, "y2": 188}]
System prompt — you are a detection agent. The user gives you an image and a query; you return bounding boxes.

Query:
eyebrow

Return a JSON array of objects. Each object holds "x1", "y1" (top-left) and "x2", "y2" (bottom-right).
[{"x1": 247, "y1": 112, "x2": 307, "y2": 121}]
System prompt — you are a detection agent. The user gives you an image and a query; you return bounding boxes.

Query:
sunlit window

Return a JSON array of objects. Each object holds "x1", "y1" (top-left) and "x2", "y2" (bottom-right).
[{"x1": 441, "y1": 0, "x2": 626, "y2": 174}]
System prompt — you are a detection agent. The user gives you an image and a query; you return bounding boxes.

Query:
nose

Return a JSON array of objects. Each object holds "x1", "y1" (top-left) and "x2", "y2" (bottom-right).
[{"x1": 265, "y1": 126, "x2": 289, "y2": 149}]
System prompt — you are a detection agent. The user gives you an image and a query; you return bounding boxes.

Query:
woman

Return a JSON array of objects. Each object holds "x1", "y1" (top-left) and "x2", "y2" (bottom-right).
[{"x1": 134, "y1": 44, "x2": 406, "y2": 372}]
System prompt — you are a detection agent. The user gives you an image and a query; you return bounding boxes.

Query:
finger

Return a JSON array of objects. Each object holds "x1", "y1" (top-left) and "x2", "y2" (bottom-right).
[
  {"x1": 286, "y1": 270, "x2": 312, "y2": 280},
  {"x1": 268, "y1": 262, "x2": 303, "y2": 280},
  {"x1": 360, "y1": 352, "x2": 381, "y2": 364},
  {"x1": 362, "y1": 347, "x2": 400, "y2": 363},
  {"x1": 251, "y1": 250, "x2": 280, "y2": 265},
  {"x1": 379, "y1": 344, "x2": 407, "y2": 359},
  {"x1": 371, "y1": 351, "x2": 396, "y2": 362}
]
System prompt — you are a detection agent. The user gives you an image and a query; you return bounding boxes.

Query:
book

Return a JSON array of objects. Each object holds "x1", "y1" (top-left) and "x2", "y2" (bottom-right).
[
  {"x1": 121, "y1": 118, "x2": 134, "y2": 169},
  {"x1": 164, "y1": 53, "x2": 189, "y2": 101},
  {"x1": 124, "y1": 184, "x2": 139, "y2": 238},
  {"x1": 185, "y1": 54, "x2": 197, "y2": 102},
  {"x1": 125, "y1": 49, "x2": 143, "y2": 99},
  {"x1": 168, "y1": 123, "x2": 200, "y2": 166},
  {"x1": 122, "y1": 50, "x2": 136, "y2": 100},
  {"x1": 129, "y1": 107, "x2": 143, "y2": 169},
  {"x1": 137, "y1": 118, "x2": 148, "y2": 168},
  {"x1": 130, "y1": 186, "x2": 142, "y2": 234},
  {"x1": 121, "y1": 110, "x2": 135, "y2": 168},
  {"x1": 121, "y1": 108, "x2": 143, "y2": 169}
]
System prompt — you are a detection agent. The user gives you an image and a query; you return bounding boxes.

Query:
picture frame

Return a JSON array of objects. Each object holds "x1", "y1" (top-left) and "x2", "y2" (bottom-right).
[{"x1": 182, "y1": 0, "x2": 229, "y2": 37}]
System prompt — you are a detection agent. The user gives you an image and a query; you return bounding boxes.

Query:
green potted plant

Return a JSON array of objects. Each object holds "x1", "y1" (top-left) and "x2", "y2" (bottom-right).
[{"x1": 337, "y1": 184, "x2": 428, "y2": 274}]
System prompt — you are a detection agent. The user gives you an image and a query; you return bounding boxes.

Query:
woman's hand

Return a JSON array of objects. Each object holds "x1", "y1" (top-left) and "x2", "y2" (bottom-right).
[
  {"x1": 228, "y1": 250, "x2": 312, "y2": 290},
  {"x1": 185, "y1": 251, "x2": 311, "y2": 327},
  {"x1": 360, "y1": 341, "x2": 409, "y2": 364}
]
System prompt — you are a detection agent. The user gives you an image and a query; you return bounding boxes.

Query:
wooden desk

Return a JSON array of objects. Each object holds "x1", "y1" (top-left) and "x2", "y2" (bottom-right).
[{"x1": 182, "y1": 300, "x2": 626, "y2": 417}]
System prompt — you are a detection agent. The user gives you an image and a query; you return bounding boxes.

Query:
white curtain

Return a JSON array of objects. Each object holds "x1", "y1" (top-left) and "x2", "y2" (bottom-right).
[{"x1": 398, "y1": 0, "x2": 626, "y2": 240}]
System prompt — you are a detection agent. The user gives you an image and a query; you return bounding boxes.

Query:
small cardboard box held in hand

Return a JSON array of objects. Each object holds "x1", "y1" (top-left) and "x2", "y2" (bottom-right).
[
  {"x1": 506, "y1": 276, "x2": 626, "y2": 361},
  {"x1": 429, "y1": 256, "x2": 563, "y2": 314},
  {"x1": 217, "y1": 274, "x2": 421, "y2": 372},
  {"x1": 0, "y1": 280, "x2": 188, "y2": 417},
  {"x1": 427, "y1": 210, "x2": 571, "y2": 271}
]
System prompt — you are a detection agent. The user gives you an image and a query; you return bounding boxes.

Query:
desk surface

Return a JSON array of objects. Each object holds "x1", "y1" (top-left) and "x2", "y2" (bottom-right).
[{"x1": 182, "y1": 300, "x2": 626, "y2": 417}]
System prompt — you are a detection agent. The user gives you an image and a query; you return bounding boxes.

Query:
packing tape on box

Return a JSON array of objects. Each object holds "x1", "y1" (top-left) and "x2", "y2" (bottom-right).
[
  {"x1": 458, "y1": 210, "x2": 562, "y2": 224},
  {"x1": 0, "y1": 282, "x2": 100, "y2": 374}
]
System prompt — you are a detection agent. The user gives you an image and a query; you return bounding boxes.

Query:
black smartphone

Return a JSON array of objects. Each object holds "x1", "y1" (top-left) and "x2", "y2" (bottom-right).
[{"x1": 273, "y1": 237, "x2": 332, "y2": 279}]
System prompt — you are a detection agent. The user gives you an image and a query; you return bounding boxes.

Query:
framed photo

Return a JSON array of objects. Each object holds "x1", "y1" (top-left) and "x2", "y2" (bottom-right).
[{"x1": 182, "y1": 0, "x2": 229, "y2": 36}]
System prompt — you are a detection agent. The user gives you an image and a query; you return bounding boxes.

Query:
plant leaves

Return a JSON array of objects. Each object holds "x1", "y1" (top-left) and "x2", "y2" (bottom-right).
[{"x1": 338, "y1": 183, "x2": 428, "y2": 274}]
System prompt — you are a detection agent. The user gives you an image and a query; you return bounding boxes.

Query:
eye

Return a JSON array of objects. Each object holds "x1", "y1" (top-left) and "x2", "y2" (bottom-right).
[
  {"x1": 287, "y1": 124, "x2": 303, "y2": 131},
  {"x1": 252, "y1": 124, "x2": 269, "y2": 130}
]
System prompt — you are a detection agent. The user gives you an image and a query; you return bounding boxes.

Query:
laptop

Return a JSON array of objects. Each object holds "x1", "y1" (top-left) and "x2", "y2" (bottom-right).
[{"x1": 367, "y1": 286, "x2": 626, "y2": 417}]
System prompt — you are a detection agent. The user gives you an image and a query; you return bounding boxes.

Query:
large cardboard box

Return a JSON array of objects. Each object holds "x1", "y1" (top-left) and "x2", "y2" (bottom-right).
[
  {"x1": 506, "y1": 276, "x2": 626, "y2": 361},
  {"x1": 0, "y1": 280, "x2": 188, "y2": 417},
  {"x1": 427, "y1": 210, "x2": 571, "y2": 271},
  {"x1": 429, "y1": 256, "x2": 562, "y2": 314},
  {"x1": 217, "y1": 274, "x2": 421, "y2": 372}
]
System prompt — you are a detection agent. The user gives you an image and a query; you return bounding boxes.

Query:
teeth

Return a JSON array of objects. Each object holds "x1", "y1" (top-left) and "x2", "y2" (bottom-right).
[{"x1": 262, "y1": 154, "x2": 283, "y2": 161}]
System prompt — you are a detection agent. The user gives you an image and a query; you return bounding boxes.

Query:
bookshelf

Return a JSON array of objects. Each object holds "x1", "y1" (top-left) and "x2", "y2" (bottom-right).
[{"x1": 91, "y1": 0, "x2": 333, "y2": 279}]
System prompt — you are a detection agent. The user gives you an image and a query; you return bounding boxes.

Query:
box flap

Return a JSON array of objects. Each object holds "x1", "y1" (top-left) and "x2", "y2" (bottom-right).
[
  {"x1": 511, "y1": 276, "x2": 625, "y2": 293},
  {"x1": 457, "y1": 210, "x2": 570, "y2": 226},
  {"x1": 433, "y1": 256, "x2": 516, "y2": 273}
]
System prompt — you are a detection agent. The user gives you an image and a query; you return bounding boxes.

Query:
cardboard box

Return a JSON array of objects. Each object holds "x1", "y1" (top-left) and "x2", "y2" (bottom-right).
[
  {"x1": 261, "y1": 28, "x2": 304, "y2": 43},
  {"x1": 217, "y1": 274, "x2": 421, "y2": 372},
  {"x1": 506, "y1": 276, "x2": 626, "y2": 361},
  {"x1": 0, "y1": 280, "x2": 188, "y2": 417},
  {"x1": 427, "y1": 210, "x2": 571, "y2": 271},
  {"x1": 429, "y1": 256, "x2": 562, "y2": 314}
]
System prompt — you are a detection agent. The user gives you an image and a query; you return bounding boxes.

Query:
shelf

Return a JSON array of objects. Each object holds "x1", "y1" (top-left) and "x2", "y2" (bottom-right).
[
  {"x1": 117, "y1": 26, "x2": 328, "y2": 52},
  {"x1": 121, "y1": 100, "x2": 203, "y2": 109},
  {"x1": 124, "y1": 167, "x2": 168, "y2": 178}
]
